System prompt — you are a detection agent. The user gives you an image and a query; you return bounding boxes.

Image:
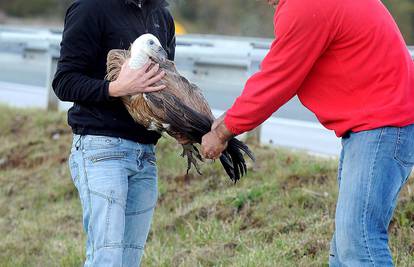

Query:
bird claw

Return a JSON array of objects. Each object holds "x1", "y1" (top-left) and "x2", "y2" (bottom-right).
[{"x1": 181, "y1": 144, "x2": 203, "y2": 175}]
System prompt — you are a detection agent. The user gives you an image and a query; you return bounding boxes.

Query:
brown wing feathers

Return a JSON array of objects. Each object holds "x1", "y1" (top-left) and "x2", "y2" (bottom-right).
[
  {"x1": 106, "y1": 49, "x2": 129, "y2": 81},
  {"x1": 106, "y1": 50, "x2": 162, "y2": 130},
  {"x1": 144, "y1": 89, "x2": 256, "y2": 182}
]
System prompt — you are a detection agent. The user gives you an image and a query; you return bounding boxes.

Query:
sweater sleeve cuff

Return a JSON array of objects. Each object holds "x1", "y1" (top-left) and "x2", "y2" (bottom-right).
[
  {"x1": 103, "y1": 80, "x2": 117, "y2": 102},
  {"x1": 224, "y1": 114, "x2": 245, "y2": 136}
]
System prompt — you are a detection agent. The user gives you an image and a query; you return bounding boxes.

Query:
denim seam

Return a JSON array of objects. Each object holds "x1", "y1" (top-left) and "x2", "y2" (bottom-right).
[
  {"x1": 89, "y1": 190, "x2": 126, "y2": 208},
  {"x1": 393, "y1": 128, "x2": 404, "y2": 166},
  {"x1": 363, "y1": 129, "x2": 384, "y2": 267},
  {"x1": 384, "y1": 187, "x2": 403, "y2": 230},
  {"x1": 393, "y1": 128, "x2": 414, "y2": 167},
  {"x1": 81, "y1": 146, "x2": 95, "y2": 259},
  {"x1": 96, "y1": 243, "x2": 144, "y2": 250},
  {"x1": 87, "y1": 151, "x2": 128, "y2": 163},
  {"x1": 86, "y1": 137, "x2": 123, "y2": 151},
  {"x1": 136, "y1": 148, "x2": 144, "y2": 170},
  {"x1": 125, "y1": 205, "x2": 156, "y2": 216},
  {"x1": 104, "y1": 190, "x2": 114, "y2": 246},
  {"x1": 386, "y1": 172, "x2": 413, "y2": 227},
  {"x1": 337, "y1": 148, "x2": 345, "y2": 187},
  {"x1": 69, "y1": 154, "x2": 80, "y2": 186}
]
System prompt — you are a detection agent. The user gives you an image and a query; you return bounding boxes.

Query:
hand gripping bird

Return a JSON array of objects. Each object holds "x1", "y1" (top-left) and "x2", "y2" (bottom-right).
[{"x1": 106, "y1": 34, "x2": 255, "y2": 182}]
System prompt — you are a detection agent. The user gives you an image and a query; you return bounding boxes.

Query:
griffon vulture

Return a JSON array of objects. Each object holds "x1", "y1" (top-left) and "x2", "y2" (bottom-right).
[{"x1": 106, "y1": 34, "x2": 255, "y2": 182}]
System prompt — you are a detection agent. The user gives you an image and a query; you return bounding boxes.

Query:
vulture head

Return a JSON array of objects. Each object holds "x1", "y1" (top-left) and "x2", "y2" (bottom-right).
[{"x1": 130, "y1": 34, "x2": 168, "y2": 69}]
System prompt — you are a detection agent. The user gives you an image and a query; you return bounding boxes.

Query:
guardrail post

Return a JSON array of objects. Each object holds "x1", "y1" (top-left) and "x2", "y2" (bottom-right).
[
  {"x1": 245, "y1": 53, "x2": 262, "y2": 145},
  {"x1": 46, "y1": 49, "x2": 59, "y2": 111}
]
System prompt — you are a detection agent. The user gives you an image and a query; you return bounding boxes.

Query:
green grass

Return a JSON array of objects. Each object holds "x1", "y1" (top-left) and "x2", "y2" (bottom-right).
[{"x1": 0, "y1": 105, "x2": 413, "y2": 266}]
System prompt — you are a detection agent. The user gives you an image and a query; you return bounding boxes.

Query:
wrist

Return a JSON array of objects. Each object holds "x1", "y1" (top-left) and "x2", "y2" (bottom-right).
[
  {"x1": 109, "y1": 81, "x2": 121, "y2": 97},
  {"x1": 213, "y1": 121, "x2": 234, "y2": 142}
]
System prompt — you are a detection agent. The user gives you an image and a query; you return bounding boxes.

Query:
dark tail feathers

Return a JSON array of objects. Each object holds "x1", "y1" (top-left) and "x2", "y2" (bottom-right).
[{"x1": 146, "y1": 92, "x2": 255, "y2": 182}]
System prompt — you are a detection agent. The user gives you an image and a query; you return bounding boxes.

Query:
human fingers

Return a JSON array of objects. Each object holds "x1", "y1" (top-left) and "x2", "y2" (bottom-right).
[
  {"x1": 135, "y1": 61, "x2": 152, "y2": 75},
  {"x1": 144, "y1": 71, "x2": 165, "y2": 87},
  {"x1": 143, "y1": 84, "x2": 166, "y2": 93},
  {"x1": 119, "y1": 59, "x2": 130, "y2": 73},
  {"x1": 142, "y1": 63, "x2": 160, "y2": 80},
  {"x1": 201, "y1": 133, "x2": 221, "y2": 159}
]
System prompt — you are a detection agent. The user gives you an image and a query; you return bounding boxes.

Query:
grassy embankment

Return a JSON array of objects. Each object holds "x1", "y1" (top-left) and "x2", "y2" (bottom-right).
[{"x1": 0, "y1": 105, "x2": 413, "y2": 266}]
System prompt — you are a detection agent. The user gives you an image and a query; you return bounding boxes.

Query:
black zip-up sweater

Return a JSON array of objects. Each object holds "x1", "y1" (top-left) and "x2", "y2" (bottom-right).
[{"x1": 52, "y1": 0, "x2": 175, "y2": 144}]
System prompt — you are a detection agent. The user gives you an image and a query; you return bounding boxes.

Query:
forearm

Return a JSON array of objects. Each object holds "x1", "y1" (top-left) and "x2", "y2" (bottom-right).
[
  {"x1": 224, "y1": 0, "x2": 332, "y2": 135},
  {"x1": 212, "y1": 120, "x2": 235, "y2": 142},
  {"x1": 53, "y1": 71, "x2": 112, "y2": 103}
]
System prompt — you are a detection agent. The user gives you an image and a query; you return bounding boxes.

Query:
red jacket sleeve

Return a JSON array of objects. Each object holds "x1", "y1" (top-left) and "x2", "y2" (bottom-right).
[{"x1": 224, "y1": 0, "x2": 333, "y2": 135}]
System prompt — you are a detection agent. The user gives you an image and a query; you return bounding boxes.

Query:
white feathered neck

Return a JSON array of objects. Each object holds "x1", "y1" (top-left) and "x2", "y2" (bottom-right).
[
  {"x1": 129, "y1": 34, "x2": 162, "y2": 70},
  {"x1": 129, "y1": 45, "x2": 149, "y2": 70}
]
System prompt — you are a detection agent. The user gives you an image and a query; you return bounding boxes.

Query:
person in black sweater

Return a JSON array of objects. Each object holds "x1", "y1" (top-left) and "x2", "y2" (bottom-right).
[{"x1": 52, "y1": 0, "x2": 175, "y2": 265}]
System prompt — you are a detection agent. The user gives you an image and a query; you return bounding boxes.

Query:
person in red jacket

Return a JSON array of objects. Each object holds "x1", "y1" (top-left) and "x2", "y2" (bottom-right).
[{"x1": 201, "y1": 0, "x2": 414, "y2": 265}]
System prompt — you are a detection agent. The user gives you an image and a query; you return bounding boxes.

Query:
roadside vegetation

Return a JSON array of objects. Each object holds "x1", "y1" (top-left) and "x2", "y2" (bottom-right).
[{"x1": 0, "y1": 105, "x2": 413, "y2": 266}]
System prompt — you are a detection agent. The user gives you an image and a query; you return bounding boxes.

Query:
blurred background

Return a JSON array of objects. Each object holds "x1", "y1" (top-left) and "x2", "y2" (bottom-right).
[
  {"x1": 1, "y1": 0, "x2": 414, "y2": 155},
  {"x1": 0, "y1": 0, "x2": 412, "y2": 40},
  {"x1": 3, "y1": 0, "x2": 414, "y2": 154},
  {"x1": 0, "y1": 1, "x2": 413, "y2": 266}
]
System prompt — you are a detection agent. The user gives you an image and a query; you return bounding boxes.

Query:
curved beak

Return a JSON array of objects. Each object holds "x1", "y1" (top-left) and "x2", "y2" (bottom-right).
[{"x1": 151, "y1": 45, "x2": 168, "y2": 62}]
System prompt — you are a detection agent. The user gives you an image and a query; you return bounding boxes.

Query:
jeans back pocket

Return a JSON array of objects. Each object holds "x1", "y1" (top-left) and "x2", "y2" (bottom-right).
[{"x1": 394, "y1": 124, "x2": 414, "y2": 167}]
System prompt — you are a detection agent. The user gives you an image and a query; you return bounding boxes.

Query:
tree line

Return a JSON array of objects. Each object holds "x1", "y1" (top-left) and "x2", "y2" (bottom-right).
[{"x1": 0, "y1": 0, "x2": 413, "y2": 44}]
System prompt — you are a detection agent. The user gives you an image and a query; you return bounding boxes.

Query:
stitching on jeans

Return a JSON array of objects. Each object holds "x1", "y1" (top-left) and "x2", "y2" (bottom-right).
[
  {"x1": 89, "y1": 190, "x2": 126, "y2": 208},
  {"x1": 393, "y1": 128, "x2": 414, "y2": 167},
  {"x1": 96, "y1": 243, "x2": 144, "y2": 250},
  {"x1": 80, "y1": 139, "x2": 95, "y2": 259},
  {"x1": 337, "y1": 148, "x2": 345, "y2": 187},
  {"x1": 393, "y1": 128, "x2": 405, "y2": 167},
  {"x1": 363, "y1": 128, "x2": 384, "y2": 266},
  {"x1": 88, "y1": 151, "x2": 128, "y2": 163},
  {"x1": 125, "y1": 205, "x2": 156, "y2": 216},
  {"x1": 69, "y1": 154, "x2": 80, "y2": 186},
  {"x1": 386, "y1": 128, "x2": 411, "y2": 227},
  {"x1": 104, "y1": 191, "x2": 114, "y2": 246},
  {"x1": 384, "y1": 186, "x2": 404, "y2": 230}
]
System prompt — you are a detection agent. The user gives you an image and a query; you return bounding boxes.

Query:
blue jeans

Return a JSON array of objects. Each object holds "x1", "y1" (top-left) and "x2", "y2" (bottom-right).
[
  {"x1": 329, "y1": 125, "x2": 414, "y2": 266},
  {"x1": 68, "y1": 135, "x2": 158, "y2": 267}
]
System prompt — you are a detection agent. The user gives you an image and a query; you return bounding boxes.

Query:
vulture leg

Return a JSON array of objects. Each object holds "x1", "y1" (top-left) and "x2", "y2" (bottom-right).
[{"x1": 181, "y1": 144, "x2": 204, "y2": 175}]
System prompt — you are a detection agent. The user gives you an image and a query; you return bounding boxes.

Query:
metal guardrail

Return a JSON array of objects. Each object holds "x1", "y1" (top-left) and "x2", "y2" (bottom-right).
[{"x1": 0, "y1": 28, "x2": 271, "y2": 110}]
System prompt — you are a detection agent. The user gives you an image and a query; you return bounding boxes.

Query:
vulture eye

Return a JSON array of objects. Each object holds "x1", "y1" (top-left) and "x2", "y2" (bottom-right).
[{"x1": 149, "y1": 40, "x2": 155, "y2": 45}]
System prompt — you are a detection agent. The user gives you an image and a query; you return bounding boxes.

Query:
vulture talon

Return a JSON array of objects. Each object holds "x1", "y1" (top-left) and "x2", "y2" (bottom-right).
[
  {"x1": 182, "y1": 144, "x2": 203, "y2": 175},
  {"x1": 192, "y1": 145, "x2": 204, "y2": 162},
  {"x1": 181, "y1": 146, "x2": 186, "y2": 158},
  {"x1": 186, "y1": 155, "x2": 191, "y2": 174}
]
